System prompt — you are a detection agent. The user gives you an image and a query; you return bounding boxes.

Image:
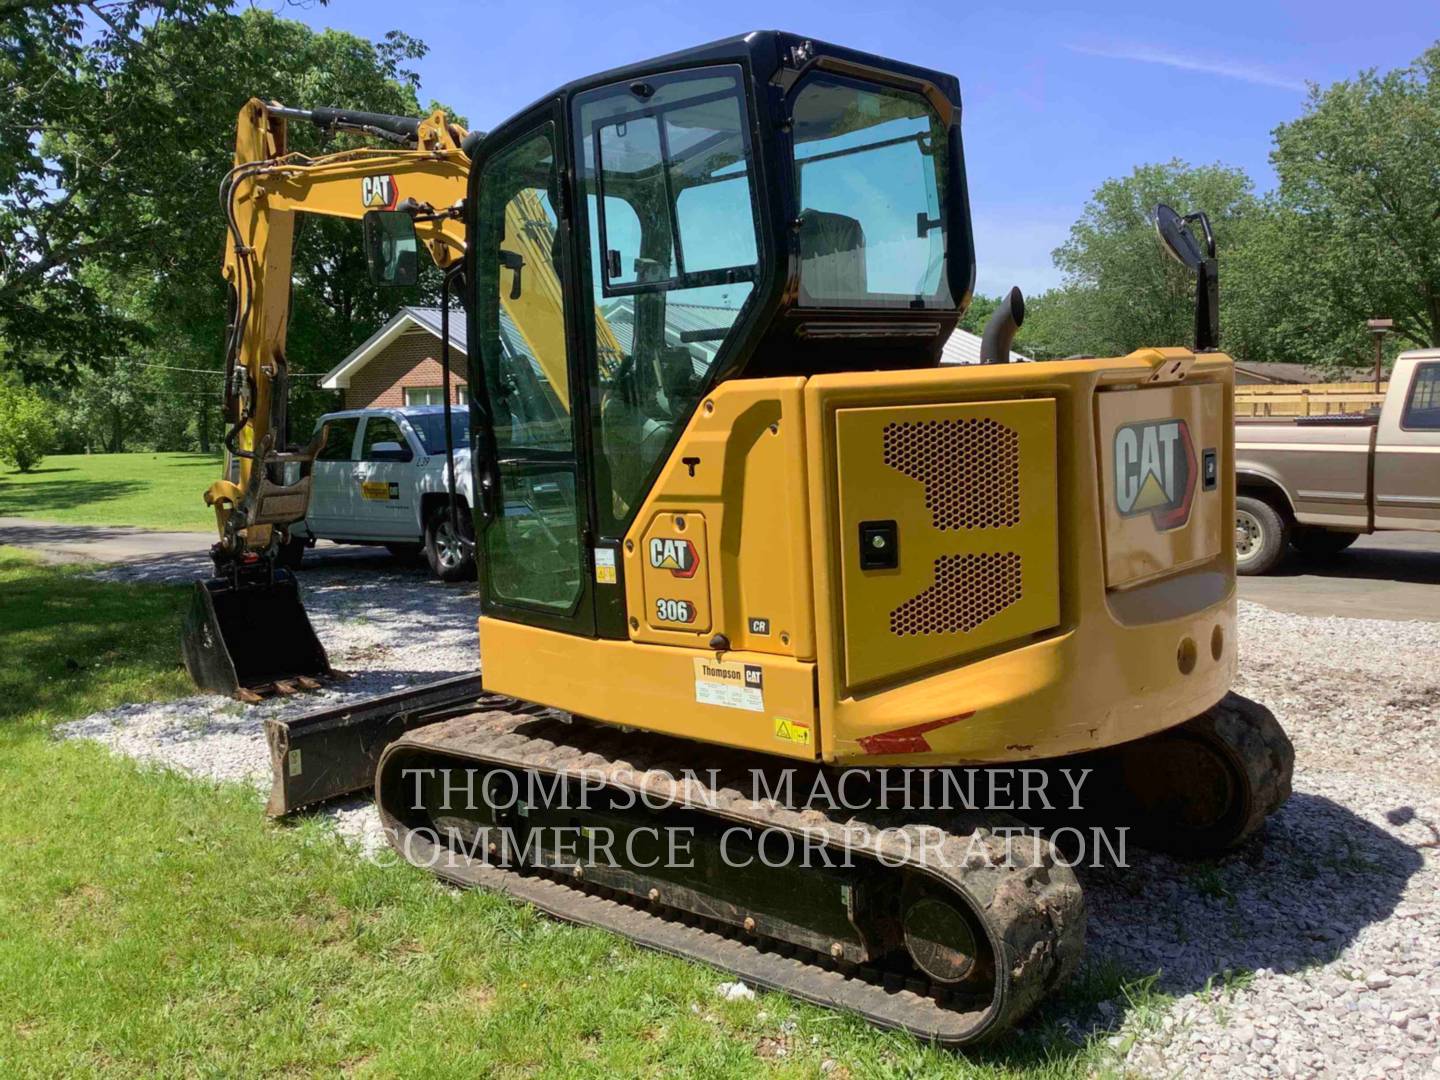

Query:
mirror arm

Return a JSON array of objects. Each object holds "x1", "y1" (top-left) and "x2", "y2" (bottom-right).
[
  {"x1": 439, "y1": 262, "x2": 474, "y2": 551},
  {"x1": 1194, "y1": 258, "x2": 1219, "y2": 352}
]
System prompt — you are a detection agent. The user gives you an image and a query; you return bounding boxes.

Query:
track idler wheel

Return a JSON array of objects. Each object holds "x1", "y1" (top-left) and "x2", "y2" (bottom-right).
[
  {"x1": 1086, "y1": 692, "x2": 1294, "y2": 856},
  {"x1": 901, "y1": 892, "x2": 984, "y2": 986}
]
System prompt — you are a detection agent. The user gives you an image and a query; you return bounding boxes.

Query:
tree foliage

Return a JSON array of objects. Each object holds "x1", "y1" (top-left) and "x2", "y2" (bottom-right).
[
  {"x1": 1267, "y1": 43, "x2": 1440, "y2": 356},
  {"x1": 1018, "y1": 161, "x2": 1258, "y2": 360},
  {"x1": 1016, "y1": 42, "x2": 1440, "y2": 375},
  {"x1": 0, "y1": 382, "x2": 51, "y2": 471},
  {"x1": 2, "y1": 1, "x2": 454, "y2": 447}
]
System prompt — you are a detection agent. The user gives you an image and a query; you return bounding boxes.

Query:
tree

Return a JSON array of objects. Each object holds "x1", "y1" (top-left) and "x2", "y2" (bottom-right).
[
  {"x1": 0, "y1": 383, "x2": 51, "y2": 471},
  {"x1": 1033, "y1": 161, "x2": 1260, "y2": 360},
  {"x1": 0, "y1": 1, "x2": 221, "y2": 380},
  {"x1": 1267, "y1": 42, "x2": 1440, "y2": 362},
  {"x1": 4, "y1": 1, "x2": 452, "y2": 450}
]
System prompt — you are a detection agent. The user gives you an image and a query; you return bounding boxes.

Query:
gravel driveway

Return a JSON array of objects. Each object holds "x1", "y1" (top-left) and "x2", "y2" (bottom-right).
[{"x1": 57, "y1": 552, "x2": 1440, "y2": 1077}]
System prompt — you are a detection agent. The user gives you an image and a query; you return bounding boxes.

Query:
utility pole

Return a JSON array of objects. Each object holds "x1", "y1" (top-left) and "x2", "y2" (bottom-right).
[{"x1": 1366, "y1": 318, "x2": 1393, "y2": 393}]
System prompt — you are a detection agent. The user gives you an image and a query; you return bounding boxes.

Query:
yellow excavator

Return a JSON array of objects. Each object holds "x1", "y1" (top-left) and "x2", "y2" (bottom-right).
[{"x1": 182, "y1": 32, "x2": 1294, "y2": 1045}]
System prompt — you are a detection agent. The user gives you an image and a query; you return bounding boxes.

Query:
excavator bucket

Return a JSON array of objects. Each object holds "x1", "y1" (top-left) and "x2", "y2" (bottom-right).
[{"x1": 181, "y1": 570, "x2": 330, "y2": 698}]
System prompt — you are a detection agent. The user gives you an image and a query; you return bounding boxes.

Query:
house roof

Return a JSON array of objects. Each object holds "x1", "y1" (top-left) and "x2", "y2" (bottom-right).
[
  {"x1": 939, "y1": 329, "x2": 1028, "y2": 365},
  {"x1": 1233, "y1": 361, "x2": 1372, "y2": 385},
  {"x1": 320, "y1": 306, "x2": 466, "y2": 390},
  {"x1": 323, "y1": 305, "x2": 1026, "y2": 390}
]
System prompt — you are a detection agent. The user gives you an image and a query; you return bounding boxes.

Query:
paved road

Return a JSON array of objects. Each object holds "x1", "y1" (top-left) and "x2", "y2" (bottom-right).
[
  {"x1": 0, "y1": 517, "x2": 385, "y2": 574},
  {"x1": 0, "y1": 516, "x2": 211, "y2": 564},
  {"x1": 1238, "y1": 530, "x2": 1440, "y2": 622}
]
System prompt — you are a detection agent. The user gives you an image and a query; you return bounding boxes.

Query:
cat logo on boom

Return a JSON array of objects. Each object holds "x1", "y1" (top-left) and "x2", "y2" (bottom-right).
[
  {"x1": 361, "y1": 175, "x2": 398, "y2": 210},
  {"x1": 1114, "y1": 418, "x2": 1198, "y2": 531},
  {"x1": 649, "y1": 537, "x2": 699, "y2": 578}
]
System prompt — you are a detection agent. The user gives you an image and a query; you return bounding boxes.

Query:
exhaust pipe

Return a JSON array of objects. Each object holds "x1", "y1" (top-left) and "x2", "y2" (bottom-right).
[{"x1": 979, "y1": 286, "x2": 1025, "y2": 364}]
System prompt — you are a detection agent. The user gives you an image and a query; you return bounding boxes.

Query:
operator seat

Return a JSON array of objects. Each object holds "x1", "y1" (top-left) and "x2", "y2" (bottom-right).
[{"x1": 797, "y1": 209, "x2": 868, "y2": 303}]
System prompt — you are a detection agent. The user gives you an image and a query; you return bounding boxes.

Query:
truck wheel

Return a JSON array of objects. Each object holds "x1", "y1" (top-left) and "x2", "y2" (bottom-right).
[
  {"x1": 1235, "y1": 495, "x2": 1289, "y2": 576},
  {"x1": 276, "y1": 535, "x2": 307, "y2": 571},
  {"x1": 1291, "y1": 528, "x2": 1358, "y2": 558},
  {"x1": 425, "y1": 505, "x2": 475, "y2": 583}
]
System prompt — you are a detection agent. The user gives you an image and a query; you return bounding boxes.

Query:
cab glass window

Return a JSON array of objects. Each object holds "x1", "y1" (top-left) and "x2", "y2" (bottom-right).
[
  {"x1": 1403, "y1": 363, "x2": 1440, "y2": 430},
  {"x1": 360, "y1": 417, "x2": 412, "y2": 461},
  {"x1": 574, "y1": 66, "x2": 761, "y2": 532},
  {"x1": 790, "y1": 73, "x2": 951, "y2": 309},
  {"x1": 315, "y1": 417, "x2": 358, "y2": 461}
]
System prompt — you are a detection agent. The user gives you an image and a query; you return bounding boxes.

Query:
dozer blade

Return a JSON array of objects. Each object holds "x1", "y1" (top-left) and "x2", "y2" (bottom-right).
[
  {"x1": 264, "y1": 672, "x2": 488, "y2": 816},
  {"x1": 181, "y1": 570, "x2": 330, "y2": 699}
]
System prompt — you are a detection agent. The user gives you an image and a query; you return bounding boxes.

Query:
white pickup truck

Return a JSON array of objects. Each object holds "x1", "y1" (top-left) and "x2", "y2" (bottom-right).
[{"x1": 285, "y1": 405, "x2": 475, "y2": 581}]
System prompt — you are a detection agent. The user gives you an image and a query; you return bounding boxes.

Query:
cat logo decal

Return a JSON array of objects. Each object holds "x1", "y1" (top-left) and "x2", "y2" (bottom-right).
[
  {"x1": 1114, "y1": 418, "x2": 1197, "y2": 531},
  {"x1": 649, "y1": 537, "x2": 698, "y2": 578},
  {"x1": 361, "y1": 175, "x2": 398, "y2": 210}
]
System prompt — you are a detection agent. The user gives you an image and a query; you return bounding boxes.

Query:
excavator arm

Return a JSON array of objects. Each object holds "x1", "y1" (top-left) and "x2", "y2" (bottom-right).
[{"x1": 183, "y1": 99, "x2": 470, "y2": 699}]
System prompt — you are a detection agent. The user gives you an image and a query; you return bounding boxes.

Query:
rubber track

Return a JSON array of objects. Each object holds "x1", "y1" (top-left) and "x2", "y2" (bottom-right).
[{"x1": 377, "y1": 710, "x2": 1086, "y2": 1046}]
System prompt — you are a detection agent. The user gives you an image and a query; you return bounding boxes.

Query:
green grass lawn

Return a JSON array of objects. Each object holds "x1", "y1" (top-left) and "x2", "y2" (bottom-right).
[
  {"x1": 0, "y1": 452, "x2": 222, "y2": 531},
  {"x1": 0, "y1": 547, "x2": 1155, "y2": 1077}
]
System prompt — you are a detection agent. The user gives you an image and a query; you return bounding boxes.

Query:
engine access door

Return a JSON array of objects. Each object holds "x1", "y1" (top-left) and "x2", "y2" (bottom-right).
[{"x1": 833, "y1": 398, "x2": 1060, "y2": 691}]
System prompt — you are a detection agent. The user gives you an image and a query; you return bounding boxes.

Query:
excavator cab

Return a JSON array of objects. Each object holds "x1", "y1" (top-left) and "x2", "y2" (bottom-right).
[{"x1": 466, "y1": 32, "x2": 972, "y2": 636}]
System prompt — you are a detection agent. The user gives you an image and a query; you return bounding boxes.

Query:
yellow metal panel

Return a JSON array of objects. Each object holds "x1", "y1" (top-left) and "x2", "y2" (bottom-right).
[
  {"x1": 623, "y1": 379, "x2": 815, "y2": 659},
  {"x1": 480, "y1": 617, "x2": 819, "y2": 760},
  {"x1": 833, "y1": 399, "x2": 1060, "y2": 690},
  {"x1": 639, "y1": 512, "x2": 712, "y2": 634},
  {"x1": 805, "y1": 351, "x2": 1239, "y2": 766},
  {"x1": 1096, "y1": 383, "x2": 1225, "y2": 588}
]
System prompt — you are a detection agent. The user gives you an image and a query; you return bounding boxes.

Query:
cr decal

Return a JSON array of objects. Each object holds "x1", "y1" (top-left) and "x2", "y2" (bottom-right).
[
  {"x1": 361, "y1": 174, "x2": 399, "y2": 210},
  {"x1": 649, "y1": 537, "x2": 699, "y2": 578},
  {"x1": 1113, "y1": 418, "x2": 1197, "y2": 531}
]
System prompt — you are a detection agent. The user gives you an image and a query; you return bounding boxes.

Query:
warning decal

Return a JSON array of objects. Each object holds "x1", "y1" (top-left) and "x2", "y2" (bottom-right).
[
  {"x1": 693, "y1": 658, "x2": 764, "y2": 712},
  {"x1": 773, "y1": 718, "x2": 811, "y2": 745},
  {"x1": 594, "y1": 547, "x2": 617, "y2": 585}
]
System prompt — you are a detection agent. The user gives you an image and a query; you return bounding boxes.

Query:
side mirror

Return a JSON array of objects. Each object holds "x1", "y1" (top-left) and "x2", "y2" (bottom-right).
[
  {"x1": 1154, "y1": 204, "x2": 1213, "y2": 270},
  {"x1": 1153, "y1": 203, "x2": 1219, "y2": 352},
  {"x1": 363, "y1": 210, "x2": 419, "y2": 287},
  {"x1": 368, "y1": 440, "x2": 412, "y2": 462}
]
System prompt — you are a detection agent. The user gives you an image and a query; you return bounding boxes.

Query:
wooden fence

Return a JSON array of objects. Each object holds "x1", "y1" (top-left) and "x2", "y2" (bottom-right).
[{"x1": 1234, "y1": 381, "x2": 1387, "y2": 418}]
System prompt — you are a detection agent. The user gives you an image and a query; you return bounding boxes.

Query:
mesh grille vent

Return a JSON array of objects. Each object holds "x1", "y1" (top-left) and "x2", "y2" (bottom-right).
[
  {"x1": 882, "y1": 418, "x2": 1020, "y2": 530},
  {"x1": 889, "y1": 552, "x2": 1022, "y2": 637}
]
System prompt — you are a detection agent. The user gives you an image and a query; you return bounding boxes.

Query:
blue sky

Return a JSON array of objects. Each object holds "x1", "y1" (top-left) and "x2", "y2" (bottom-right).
[{"x1": 290, "y1": 0, "x2": 1437, "y2": 297}]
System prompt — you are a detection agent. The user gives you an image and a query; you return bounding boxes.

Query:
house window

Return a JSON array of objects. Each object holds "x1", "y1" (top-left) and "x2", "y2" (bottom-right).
[{"x1": 405, "y1": 386, "x2": 444, "y2": 406}]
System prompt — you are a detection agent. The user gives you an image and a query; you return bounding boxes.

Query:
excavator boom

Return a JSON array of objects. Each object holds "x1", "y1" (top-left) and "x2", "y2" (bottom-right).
[{"x1": 183, "y1": 100, "x2": 469, "y2": 697}]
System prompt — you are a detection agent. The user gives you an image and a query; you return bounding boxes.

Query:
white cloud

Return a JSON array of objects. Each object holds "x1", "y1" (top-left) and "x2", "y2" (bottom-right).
[{"x1": 1068, "y1": 43, "x2": 1307, "y2": 92}]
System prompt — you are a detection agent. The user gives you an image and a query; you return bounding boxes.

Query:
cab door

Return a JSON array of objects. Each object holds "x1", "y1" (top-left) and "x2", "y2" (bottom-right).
[
  {"x1": 307, "y1": 415, "x2": 361, "y2": 535},
  {"x1": 1375, "y1": 360, "x2": 1440, "y2": 530},
  {"x1": 469, "y1": 104, "x2": 595, "y2": 635}
]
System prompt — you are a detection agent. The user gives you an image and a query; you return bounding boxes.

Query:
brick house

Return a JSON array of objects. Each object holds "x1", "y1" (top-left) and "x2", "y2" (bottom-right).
[
  {"x1": 321, "y1": 306, "x2": 468, "y2": 409},
  {"x1": 325, "y1": 303, "x2": 1030, "y2": 409}
]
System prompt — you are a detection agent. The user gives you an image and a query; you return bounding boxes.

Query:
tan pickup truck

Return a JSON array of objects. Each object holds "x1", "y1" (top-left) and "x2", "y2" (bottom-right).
[{"x1": 1234, "y1": 349, "x2": 1440, "y2": 574}]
